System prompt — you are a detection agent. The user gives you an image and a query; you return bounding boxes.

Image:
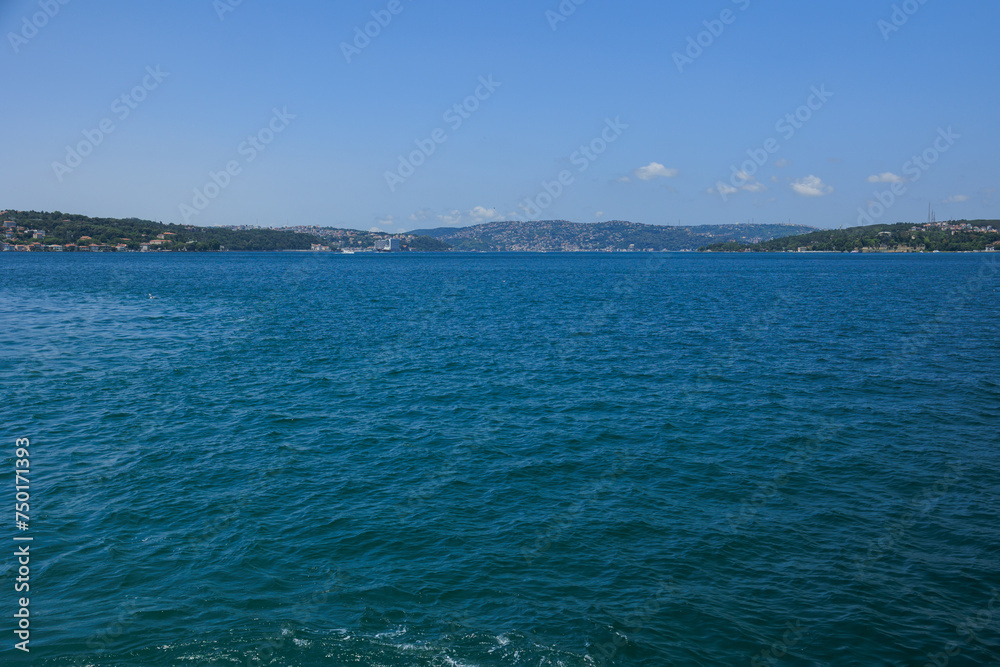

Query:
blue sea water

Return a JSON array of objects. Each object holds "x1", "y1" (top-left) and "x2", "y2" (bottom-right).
[{"x1": 1, "y1": 251, "x2": 999, "y2": 666}]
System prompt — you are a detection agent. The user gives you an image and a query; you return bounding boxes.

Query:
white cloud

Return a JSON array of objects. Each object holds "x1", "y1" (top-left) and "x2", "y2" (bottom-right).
[
  {"x1": 791, "y1": 175, "x2": 833, "y2": 197},
  {"x1": 369, "y1": 226, "x2": 383, "y2": 233},
  {"x1": 408, "y1": 206, "x2": 505, "y2": 228},
  {"x1": 469, "y1": 206, "x2": 501, "y2": 223},
  {"x1": 775, "y1": 158, "x2": 791, "y2": 168},
  {"x1": 707, "y1": 183, "x2": 738, "y2": 196},
  {"x1": 944, "y1": 194, "x2": 969, "y2": 203},
  {"x1": 634, "y1": 162, "x2": 679, "y2": 181},
  {"x1": 595, "y1": 211, "x2": 604, "y2": 218},
  {"x1": 867, "y1": 172, "x2": 905, "y2": 184},
  {"x1": 731, "y1": 170, "x2": 767, "y2": 193},
  {"x1": 615, "y1": 176, "x2": 631, "y2": 183}
]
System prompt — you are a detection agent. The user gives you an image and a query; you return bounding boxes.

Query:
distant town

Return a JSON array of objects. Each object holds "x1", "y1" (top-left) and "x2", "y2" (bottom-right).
[
  {"x1": 276, "y1": 225, "x2": 439, "y2": 252},
  {"x1": 3, "y1": 218, "x2": 171, "y2": 252}
]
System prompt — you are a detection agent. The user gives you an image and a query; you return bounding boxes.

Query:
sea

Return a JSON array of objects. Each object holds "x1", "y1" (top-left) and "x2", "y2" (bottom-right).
[{"x1": 1, "y1": 251, "x2": 998, "y2": 666}]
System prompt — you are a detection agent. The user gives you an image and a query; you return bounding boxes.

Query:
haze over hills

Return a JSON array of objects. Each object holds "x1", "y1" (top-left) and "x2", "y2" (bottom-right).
[{"x1": 407, "y1": 220, "x2": 817, "y2": 252}]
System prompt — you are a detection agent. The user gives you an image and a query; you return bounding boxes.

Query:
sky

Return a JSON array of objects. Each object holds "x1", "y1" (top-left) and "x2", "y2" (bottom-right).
[{"x1": 2, "y1": 0, "x2": 998, "y2": 232}]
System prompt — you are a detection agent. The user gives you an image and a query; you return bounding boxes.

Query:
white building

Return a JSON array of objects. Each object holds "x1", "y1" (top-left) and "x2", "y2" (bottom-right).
[{"x1": 376, "y1": 238, "x2": 401, "y2": 252}]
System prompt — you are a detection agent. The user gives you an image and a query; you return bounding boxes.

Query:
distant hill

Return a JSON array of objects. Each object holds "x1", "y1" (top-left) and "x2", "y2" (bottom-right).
[
  {"x1": 2, "y1": 210, "x2": 320, "y2": 251},
  {"x1": 406, "y1": 220, "x2": 816, "y2": 252},
  {"x1": 699, "y1": 220, "x2": 1000, "y2": 253}
]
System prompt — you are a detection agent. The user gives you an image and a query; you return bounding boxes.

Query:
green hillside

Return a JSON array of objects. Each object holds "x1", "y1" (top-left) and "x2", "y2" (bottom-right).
[
  {"x1": 2, "y1": 210, "x2": 319, "y2": 251},
  {"x1": 700, "y1": 221, "x2": 1000, "y2": 253}
]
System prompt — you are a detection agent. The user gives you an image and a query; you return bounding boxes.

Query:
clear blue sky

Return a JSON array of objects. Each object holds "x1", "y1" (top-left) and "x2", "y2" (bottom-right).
[{"x1": 2, "y1": 0, "x2": 997, "y2": 231}]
